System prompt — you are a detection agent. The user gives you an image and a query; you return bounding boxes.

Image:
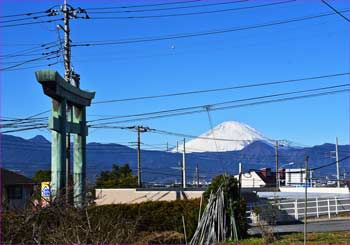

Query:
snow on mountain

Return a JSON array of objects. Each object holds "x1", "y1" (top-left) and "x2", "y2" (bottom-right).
[{"x1": 173, "y1": 121, "x2": 274, "y2": 153}]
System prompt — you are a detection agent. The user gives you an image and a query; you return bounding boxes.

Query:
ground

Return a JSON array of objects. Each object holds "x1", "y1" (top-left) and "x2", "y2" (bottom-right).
[{"x1": 226, "y1": 231, "x2": 350, "y2": 244}]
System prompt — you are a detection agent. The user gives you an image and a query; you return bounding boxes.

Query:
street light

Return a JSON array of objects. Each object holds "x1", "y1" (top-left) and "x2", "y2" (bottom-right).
[
  {"x1": 278, "y1": 162, "x2": 295, "y2": 188},
  {"x1": 281, "y1": 162, "x2": 295, "y2": 168}
]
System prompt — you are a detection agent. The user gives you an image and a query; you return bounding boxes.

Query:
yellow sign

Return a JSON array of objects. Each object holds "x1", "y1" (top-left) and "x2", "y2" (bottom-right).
[{"x1": 41, "y1": 182, "x2": 51, "y2": 200}]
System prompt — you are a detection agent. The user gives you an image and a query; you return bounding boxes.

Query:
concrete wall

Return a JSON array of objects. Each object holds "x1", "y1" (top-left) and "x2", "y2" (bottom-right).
[
  {"x1": 95, "y1": 188, "x2": 205, "y2": 205},
  {"x1": 280, "y1": 187, "x2": 349, "y2": 194}
]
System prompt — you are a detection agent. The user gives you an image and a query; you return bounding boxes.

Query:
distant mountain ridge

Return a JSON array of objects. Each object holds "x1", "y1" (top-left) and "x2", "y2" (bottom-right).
[{"x1": 1, "y1": 133, "x2": 349, "y2": 184}]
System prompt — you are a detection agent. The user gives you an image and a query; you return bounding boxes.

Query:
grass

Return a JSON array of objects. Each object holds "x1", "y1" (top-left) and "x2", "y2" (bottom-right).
[{"x1": 225, "y1": 231, "x2": 350, "y2": 244}]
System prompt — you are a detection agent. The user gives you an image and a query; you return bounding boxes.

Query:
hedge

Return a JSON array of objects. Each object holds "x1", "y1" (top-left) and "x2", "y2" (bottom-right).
[{"x1": 88, "y1": 198, "x2": 201, "y2": 239}]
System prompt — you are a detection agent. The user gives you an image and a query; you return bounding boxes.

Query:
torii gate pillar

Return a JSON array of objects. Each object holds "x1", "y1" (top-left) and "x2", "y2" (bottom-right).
[{"x1": 36, "y1": 70, "x2": 95, "y2": 207}]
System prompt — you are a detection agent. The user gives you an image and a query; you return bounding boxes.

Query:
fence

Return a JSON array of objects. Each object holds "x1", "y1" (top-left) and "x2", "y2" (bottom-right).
[{"x1": 247, "y1": 196, "x2": 350, "y2": 224}]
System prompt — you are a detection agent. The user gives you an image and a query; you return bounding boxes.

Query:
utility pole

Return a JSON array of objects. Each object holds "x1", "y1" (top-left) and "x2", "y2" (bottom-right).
[
  {"x1": 195, "y1": 163, "x2": 199, "y2": 187},
  {"x1": 135, "y1": 126, "x2": 149, "y2": 188},
  {"x1": 304, "y1": 156, "x2": 309, "y2": 245},
  {"x1": 336, "y1": 137, "x2": 340, "y2": 188},
  {"x1": 63, "y1": 0, "x2": 72, "y2": 204},
  {"x1": 275, "y1": 140, "x2": 279, "y2": 191},
  {"x1": 182, "y1": 138, "x2": 186, "y2": 188},
  {"x1": 238, "y1": 162, "x2": 242, "y2": 196},
  {"x1": 137, "y1": 127, "x2": 141, "y2": 187}
]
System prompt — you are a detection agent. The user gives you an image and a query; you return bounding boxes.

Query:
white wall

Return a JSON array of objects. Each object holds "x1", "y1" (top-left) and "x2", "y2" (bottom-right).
[
  {"x1": 285, "y1": 168, "x2": 305, "y2": 186},
  {"x1": 234, "y1": 171, "x2": 266, "y2": 188},
  {"x1": 95, "y1": 188, "x2": 204, "y2": 205}
]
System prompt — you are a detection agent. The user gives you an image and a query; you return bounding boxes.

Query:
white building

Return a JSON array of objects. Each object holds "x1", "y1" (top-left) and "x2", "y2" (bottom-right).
[
  {"x1": 234, "y1": 170, "x2": 267, "y2": 188},
  {"x1": 285, "y1": 168, "x2": 306, "y2": 187}
]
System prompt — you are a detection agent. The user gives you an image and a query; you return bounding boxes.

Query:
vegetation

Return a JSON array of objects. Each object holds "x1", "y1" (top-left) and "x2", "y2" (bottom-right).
[
  {"x1": 204, "y1": 174, "x2": 248, "y2": 239},
  {"x1": 32, "y1": 169, "x2": 51, "y2": 183},
  {"x1": 95, "y1": 163, "x2": 138, "y2": 188},
  {"x1": 2, "y1": 173, "x2": 248, "y2": 244},
  {"x1": 227, "y1": 231, "x2": 350, "y2": 244},
  {"x1": 1, "y1": 198, "x2": 198, "y2": 244}
]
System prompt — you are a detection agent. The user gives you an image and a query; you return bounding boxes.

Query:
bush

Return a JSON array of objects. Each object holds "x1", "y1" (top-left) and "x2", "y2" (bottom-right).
[
  {"x1": 204, "y1": 174, "x2": 248, "y2": 239},
  {"x1": 88, "y1": 198, "x2": 200, "y2": 239},
  {"x1": 1, "y1": 198, "x2": 201, "y2": 244}
]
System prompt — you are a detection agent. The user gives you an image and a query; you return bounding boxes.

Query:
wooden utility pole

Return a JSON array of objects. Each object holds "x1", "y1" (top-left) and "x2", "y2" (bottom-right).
[
  {"x1": 304, "y1": 156, "x2": 309, "y2": 245},
  {"x1": 335, "y1": 137, "x2": 340, "y2": 188},
  {"x1": 275, "y1": 140, "x2": 279, "y2": 191},
  {"x1": 182, "y1": 138, "x2": 186, "y2": 188}
]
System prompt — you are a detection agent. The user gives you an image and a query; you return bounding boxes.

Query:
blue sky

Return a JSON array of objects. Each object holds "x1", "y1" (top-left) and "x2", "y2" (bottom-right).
[{"x1": 1, "y1": 0, "x2": 350, "y2": 148}]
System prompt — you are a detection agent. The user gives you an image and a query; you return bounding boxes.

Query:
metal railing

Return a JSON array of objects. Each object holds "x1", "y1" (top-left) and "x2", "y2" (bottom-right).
[{"x1": 247, "y1": 197, "x2": 350, "y2": 223}]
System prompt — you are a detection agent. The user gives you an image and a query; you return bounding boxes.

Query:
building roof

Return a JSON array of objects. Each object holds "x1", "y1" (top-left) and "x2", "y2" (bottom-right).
[{"x1": 1, "y1": 168, "x2": 35, "y2": 185}]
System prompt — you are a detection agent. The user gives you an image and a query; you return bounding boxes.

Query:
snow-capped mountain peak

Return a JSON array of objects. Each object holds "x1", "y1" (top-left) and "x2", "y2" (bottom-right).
[{"x1": 173, "y1": 121, "x2": 274, "y2": 153}]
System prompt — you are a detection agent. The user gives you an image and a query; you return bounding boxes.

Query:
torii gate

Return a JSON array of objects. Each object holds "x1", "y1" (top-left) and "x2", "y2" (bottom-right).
[{"x1": 36, "y1": 70, "x2": 95, "y2": 207}]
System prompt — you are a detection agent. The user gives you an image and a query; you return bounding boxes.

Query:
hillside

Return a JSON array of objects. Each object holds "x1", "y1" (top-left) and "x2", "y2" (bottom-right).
[{"x1": 1, "y1": 133, "x2": 349, "y2": 184}]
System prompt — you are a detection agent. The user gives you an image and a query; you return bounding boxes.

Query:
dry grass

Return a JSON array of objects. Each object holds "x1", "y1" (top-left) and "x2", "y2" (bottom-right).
[{"x1": 225, "y1": 231, "x2": 350, "y2": 244}]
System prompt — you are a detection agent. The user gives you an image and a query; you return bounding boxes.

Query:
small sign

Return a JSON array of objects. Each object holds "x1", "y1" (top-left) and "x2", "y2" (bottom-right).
[{"x1": 41, "y1": 182, "x2": 51, "y2": 199}]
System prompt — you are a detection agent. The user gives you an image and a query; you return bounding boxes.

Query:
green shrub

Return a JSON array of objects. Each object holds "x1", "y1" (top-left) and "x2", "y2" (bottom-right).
[{"x1": 88, "y1": 198, "x2": 201, "y2": 239}]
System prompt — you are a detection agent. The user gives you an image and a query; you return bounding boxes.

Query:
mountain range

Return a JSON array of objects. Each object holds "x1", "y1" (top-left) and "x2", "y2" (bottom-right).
[{"x1": 1, "y1": 121, "x2": 349, "y2": 184}]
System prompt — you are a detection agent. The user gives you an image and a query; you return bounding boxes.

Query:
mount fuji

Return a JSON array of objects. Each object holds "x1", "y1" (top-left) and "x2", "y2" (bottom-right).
[{"x1": 174, "y1": 121, "x2": 276, "y2": 153}]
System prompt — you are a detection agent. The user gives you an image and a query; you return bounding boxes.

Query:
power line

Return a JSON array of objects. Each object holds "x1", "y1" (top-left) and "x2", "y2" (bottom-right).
[
  {"x1": 0, "y1": 61, "x2": 61, "y2": 72},
  {"x1": 71, "y1": 9, "x2": 350, "y2": 47},
  {"x1": 0, "y1": 52, "x2": 61, "y2": 71},
  {"x1": 88, "y1": 0, "x2": 247, "y2": 14},
  {"x1": 90, "y1": 84, "x2": 350, "y2": 123},
  {"x1": 89, "y1": 1, "x2": 293, "y2": 19},
  {"x1": 0, "y1": 18, "x2": 63, "y2": 29},
  {"x1": 1, "y1": 41, "x2": 59, "y2": 58},
  {"x1": 89, "y1": 88, "x2": 350, "y2": 125},
  {"x1": 0, "y1": 9, "x2": 51, "y2": 19},
  {"x1": 0, "y1": 14, "x2": 54, "y2": 24},
  {"x1": 84, "y1": 0, "x2": 202, "y2": 10},
  {"x1": 321, "y1": 0, "x2": 350, "y2": 23},
  {"x1": 310, "y1": 156, "x2": 350, "y2": 171},
  {"x1": 0, "y1": 126, "x2": 48, "y2": 134},
  {"x1": 93, "y1": 72, "x2": 350, "y2": 104}
]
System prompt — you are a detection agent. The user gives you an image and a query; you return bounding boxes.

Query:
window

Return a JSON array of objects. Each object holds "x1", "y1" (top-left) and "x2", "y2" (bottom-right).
[{"x1": 7, "y1": 185, "x2": 23, "y2": 199}]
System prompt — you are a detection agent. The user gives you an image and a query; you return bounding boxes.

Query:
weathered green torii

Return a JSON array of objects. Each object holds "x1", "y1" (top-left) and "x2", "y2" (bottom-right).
[{"x1": 36, "y1": 70, "x2": 95, "y2": 207}]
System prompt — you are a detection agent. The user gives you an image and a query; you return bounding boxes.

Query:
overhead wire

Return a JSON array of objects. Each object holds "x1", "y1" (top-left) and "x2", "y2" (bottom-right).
[
  {"x1": 0, "y1": 14, "x2": 56, "y2": 24},
  {"x1": 0, "y1": 61, "x2": 60, "y2": 72},
  {"x1": 89, "y1": 83, "x2": 350, "y2": 124},
  {"x1": 0, "y1": 9, "x2": 51, "y2": 19},
  {"x1": 88, "y1": 0, "x2": 248, "y2": 14},
  {"x1": 1, "y1": 41, "x2": 59, "y2": 58},
  {"x1": 89, "y1": 1, "x2": 294, "y2": 19},
  {"x1": 93, "y1": 73, "x2": 350, "y2": 104},
  {"x1": 0, "y1": 18, "x2": 63, "y2": 29},
  {"x1": 0, "y1": 51, "x2": 61, "y2": 71},
  {"x1": 71, "y1": 9, "x2": 350, "y2": 47},
  {"x1": 84, "y1": 0, "x2": 203, "y2": 10},
  {"x1": 321, "y1": 0, "x2": 350, "y2": 23},
  {"x1": 90, "y1": 89, "x2": 350, "y2": 125}
]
